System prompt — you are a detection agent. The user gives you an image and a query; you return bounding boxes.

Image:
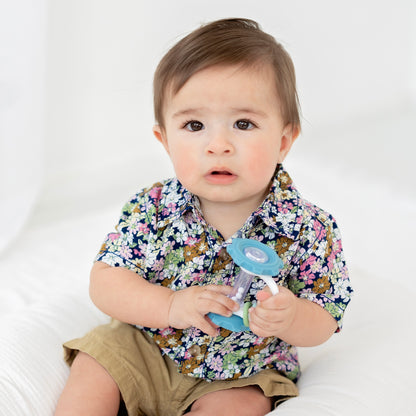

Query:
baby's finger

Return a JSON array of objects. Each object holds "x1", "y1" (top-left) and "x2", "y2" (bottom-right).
[
  {"x1": 257, "y1": 287, "x2": 294, "y2": 311},
  {"x1": 199, "y1": 288, "x2": 239, "y2": 313},
  {"x1": 198, "y1": 295, "x2": 237, "y2": 318},
  {"x1": 256, "y1": 289, "x2": 272, "y2": 303},
  {"x1": 203, "y1": 284, "x2": 234, "y2": 296},
  {"x1": 249, "y1": 314, "x2": 278, "y2": 338},
  {"x1": 250, "y1": 305, "x2": 282, "y2": 326},
  {"x1": 194, "y1": 315, "x2": 220, "y2": 337}
]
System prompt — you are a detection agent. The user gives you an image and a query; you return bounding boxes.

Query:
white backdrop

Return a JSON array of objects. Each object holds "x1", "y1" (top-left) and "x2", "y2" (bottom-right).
[
  {"x1": 0, "y1": 0, "x2": 46, "y2": 252},
  {"x1": 42, "y1": 1, "x2": 416, "y2": 213}
]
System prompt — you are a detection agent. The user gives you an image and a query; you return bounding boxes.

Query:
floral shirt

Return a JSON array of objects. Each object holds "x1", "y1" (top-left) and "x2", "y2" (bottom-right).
[{"x1": 96, "y1": 165, "x2": 353, "y2": 382}]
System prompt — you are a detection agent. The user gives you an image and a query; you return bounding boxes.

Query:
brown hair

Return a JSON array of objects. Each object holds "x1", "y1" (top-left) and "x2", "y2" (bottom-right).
[{"x1": 153, "y1": 18, "x2": 301, "y2": 130}]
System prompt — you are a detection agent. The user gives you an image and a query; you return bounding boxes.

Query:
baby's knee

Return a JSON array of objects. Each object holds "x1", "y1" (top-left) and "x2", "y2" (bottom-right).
[
  {"x1": 71, "y1": 352, "x2": 116, "y2": 386},
  {"x1": 188, "y1": 386, "x2": 272, "y2": 416},
  {"x1": 70, "y1": 351, "x2": 101, "y2": 374},
  {"x1": 55, "y1": 352, "x2": 120, "y2": 416}
]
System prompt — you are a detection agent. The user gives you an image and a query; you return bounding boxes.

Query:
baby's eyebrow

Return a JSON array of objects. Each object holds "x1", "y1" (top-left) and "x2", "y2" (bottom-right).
[
  {"x1": 172, "y1": 107, "x2": 268, "y2": 119},
  {"x1": 172, "y1": 108, "x2": 205, "y2": 118},
  {"x1": 230, "y1": 107, "x2": 267, "y2": 118}
]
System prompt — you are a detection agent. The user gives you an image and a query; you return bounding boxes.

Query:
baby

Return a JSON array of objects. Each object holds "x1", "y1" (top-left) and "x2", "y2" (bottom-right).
[{"x1": 55, "y1": 18, "x2": 353, "y2": 416}]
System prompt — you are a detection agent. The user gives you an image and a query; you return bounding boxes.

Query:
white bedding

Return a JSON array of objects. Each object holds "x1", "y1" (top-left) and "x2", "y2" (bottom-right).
[{"x1": 1, "y1": 110, "x2": 415, "y2": 415}]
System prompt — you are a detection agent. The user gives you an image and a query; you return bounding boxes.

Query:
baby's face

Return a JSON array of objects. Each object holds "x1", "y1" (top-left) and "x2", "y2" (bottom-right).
[{"x1": 153, "y1": 64, "x2": 297, "y2": 214}]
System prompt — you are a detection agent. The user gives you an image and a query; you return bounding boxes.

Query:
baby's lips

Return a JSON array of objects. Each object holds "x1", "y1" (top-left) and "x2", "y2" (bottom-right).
[{"x1": 207, "y1": 166, "x2": 235, "y2": 176}]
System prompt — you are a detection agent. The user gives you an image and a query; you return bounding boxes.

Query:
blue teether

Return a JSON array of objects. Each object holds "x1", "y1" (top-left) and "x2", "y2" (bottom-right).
[{"x1": 208, "y1": 238, "x2": 283, "y2": 332}]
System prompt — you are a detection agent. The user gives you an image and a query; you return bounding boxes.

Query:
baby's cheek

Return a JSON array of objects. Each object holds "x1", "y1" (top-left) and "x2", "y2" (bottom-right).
[
  {"x1": 170, "y1": 150, "x2": 196, "y2": 178},
  {"x1": 173, "y1": 157, "x2": 201, "y2": 191},
  {"x1": 249, "y1": 146, "x2": 279, "y2": 169},
  {"x1": 175, "y1": 162, "x2": 192, "y2": 178}
]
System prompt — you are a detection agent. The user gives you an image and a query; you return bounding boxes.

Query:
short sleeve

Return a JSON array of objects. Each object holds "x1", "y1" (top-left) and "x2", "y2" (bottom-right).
[
  {"x1": 288, "y1": 213, "x2": 353, "y2": 330},
  {"x1": 95, "y1": 191, "x2": 154, "y2": 274}
]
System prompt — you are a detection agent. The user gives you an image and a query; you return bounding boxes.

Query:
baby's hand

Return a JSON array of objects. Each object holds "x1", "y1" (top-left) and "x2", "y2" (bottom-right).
[
  {"x1": 249, "y1": 286, "x2": 298, "y2": 338},
  {"x1": 167, "y1": 285, "x2": 238, "y2": 337}
]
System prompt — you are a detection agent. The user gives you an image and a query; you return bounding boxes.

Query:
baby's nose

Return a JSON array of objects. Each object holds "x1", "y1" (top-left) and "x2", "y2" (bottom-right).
[{"x1": 205, "y1": 131, "x2": 234, "y2": 155}]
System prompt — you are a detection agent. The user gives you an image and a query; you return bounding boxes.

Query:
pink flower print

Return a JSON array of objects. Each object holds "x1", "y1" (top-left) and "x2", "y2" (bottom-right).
[
  {"x1": 153, "y1": 258, "x2": 165, "y2": 272},
  {"x1": 253, "y1": 336, "x2": 265, "y2": 346},
  {"x1": 303, "y1": 272, "x2": 316, "y2": 285},
  {"x1": 313, "y1": 221, "x2": 326, "y2": 240},
  {"x1": 160, "y1": 327, "x2": 175, "y2": 337},
  {"x1": 310, "y1": 260, "x2": 322, "y2": 274},
  {"x1": 267, "y1": 350, "x2": 287, "y2": 365},
  {"x1": 300, "y1": 255, "x2": 317, "y2": 271},
  {"x1": 210, "y1": 355, "x2": 224, "y2": 372},
  {"x1": 327, "y1": 241, "x2": 341, "y2": 270},
  {"x1": 137, "y1": 223, "x2": 149, "y2": 234},
  {"x1": 162, "y1": 202, "x2": 177, "y2": 217},
  {"x1": 191, "y1": 271, "x2": 205, "y2": 283},
  {"x1": 160, "y1": 240, "x2": 175, "y2": 256},
  {"x1": 185, "y1": 327, "x2": 203, "y2": 339},
  {"x1": 185, "y1": 236, "x2": 199, "y2": 247},
  {"x1": 138, "y1": 243, "x2": 147, "y2": 255},
  {"x1": 108, "y1": 233, "x2": 120, "y2": 242},
  {"x1": 277, "y1": 201, "x2": 294, "y2": 214},
  {"x1": 149, "y1": 187, "x2": 162, "y2": 199},
  {"x1": 143, "y1": 199, "x2": 154, "y2": 212},
  {"x1": 327, "y1": 253, "x2": 336, "y2": 271},
  {"x1": 220, "y1": 343, "x2": 237, "y2": 355},
  {"x1": 128, "y1": 222, "x2": 140, "y2": 234},
  {"x1": 120, "y1": 245, "x2": 133, "y2": 259}
]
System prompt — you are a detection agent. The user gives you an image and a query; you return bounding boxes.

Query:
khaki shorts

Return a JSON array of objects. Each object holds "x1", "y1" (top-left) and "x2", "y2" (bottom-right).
[{"x1": 64, "y1": 320, "x2": 298, "y2": 416}]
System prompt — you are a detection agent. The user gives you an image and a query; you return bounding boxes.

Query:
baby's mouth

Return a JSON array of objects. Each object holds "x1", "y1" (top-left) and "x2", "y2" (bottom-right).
[
  {"x1": 205, "y1": 168, "x2": 237, "y2": 184},
  {"x1": 208, "y1": 167, "x2": 235, "y2": 176},
  {"x1": 211, "y1": 170, "x2": 232, "y2": 175}
]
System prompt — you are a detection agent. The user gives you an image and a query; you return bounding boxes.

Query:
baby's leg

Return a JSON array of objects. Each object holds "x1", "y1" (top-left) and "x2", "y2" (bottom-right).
[
  {"x1": 55, "y1": 351, "x2": 120, "y2": 416},
  {"x1": 188, "y1": 385, "x2": 272, "y2": 416}
]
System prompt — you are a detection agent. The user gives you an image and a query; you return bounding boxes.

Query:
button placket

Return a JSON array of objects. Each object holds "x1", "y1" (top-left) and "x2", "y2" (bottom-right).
[
  {"x1": 188, "y1": 344, "x2": 201, "y2": 357},
  {"x1": 218, "y1": 247, "x2": 230, "y2": 262}
]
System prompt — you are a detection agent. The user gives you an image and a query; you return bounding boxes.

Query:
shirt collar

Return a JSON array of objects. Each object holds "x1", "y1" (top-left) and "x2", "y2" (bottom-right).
[
  {"x1": 252, "y1": 165, "x2": 303, "y2": 241},
  {"x1": 156, "y1": 165, "x2": 303, "y2": 241},
  {"x1": 156, "y1": 178, "x2": 195, "y2": 228}
]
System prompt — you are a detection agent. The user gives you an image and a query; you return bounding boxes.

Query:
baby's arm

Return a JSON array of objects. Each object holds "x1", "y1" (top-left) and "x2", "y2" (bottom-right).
[
  {"x1": 248, "y1": 287, "x2": 337, "y2": 347},
  {"x1": 90, "y1": 261, "x2": 238, "y2": 337}
]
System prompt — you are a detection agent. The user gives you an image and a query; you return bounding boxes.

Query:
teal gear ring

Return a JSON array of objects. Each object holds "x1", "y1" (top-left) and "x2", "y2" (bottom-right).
[{"x1": 227, "y1": 238, "x2": 283, "y2": 275}]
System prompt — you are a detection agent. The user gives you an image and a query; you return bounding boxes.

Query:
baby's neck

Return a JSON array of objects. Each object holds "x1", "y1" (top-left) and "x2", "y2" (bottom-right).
[{"x1": 198, "y1": 200, "x2": 257, "y2": 241}]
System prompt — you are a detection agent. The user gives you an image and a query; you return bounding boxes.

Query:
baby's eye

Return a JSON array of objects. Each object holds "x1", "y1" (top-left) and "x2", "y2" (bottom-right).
[
  {"x1": 184, "y1": 120, "x2": 204, "y2": 132},
  {"x1": 234, "y1": 119, "x2": 255, "y2": 130}
]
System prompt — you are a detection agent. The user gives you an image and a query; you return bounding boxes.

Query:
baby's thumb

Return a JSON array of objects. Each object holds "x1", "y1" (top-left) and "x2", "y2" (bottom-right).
[{"x1": 256, "y1": 289, "x2": 272, "y2": 303}]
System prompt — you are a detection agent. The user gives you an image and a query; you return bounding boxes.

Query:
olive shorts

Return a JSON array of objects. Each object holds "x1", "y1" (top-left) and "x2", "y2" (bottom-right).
[{"x1": 64, "y1": 320, "x2": 298, "y2": 416}]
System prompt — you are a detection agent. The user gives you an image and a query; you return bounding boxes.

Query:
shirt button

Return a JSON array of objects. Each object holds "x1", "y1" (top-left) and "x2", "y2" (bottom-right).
[
  {"x1": 188, "y1": 344, "x2": 201, "y2": 357},
  {"x1": 218, "y1": 248, "x2": 230, "y2": 261}
]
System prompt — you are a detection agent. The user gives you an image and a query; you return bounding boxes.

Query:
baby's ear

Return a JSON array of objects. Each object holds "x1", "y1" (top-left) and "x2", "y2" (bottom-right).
[
  {"x1": 288, "y1": 124, "x2": 300, "y2": 142},
  {"x1": 278, "y1": 124, "x2": 300, "y2": 163},
  {"x1": 153, "y1": 125, "x2": 170, "y2": 155}
]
